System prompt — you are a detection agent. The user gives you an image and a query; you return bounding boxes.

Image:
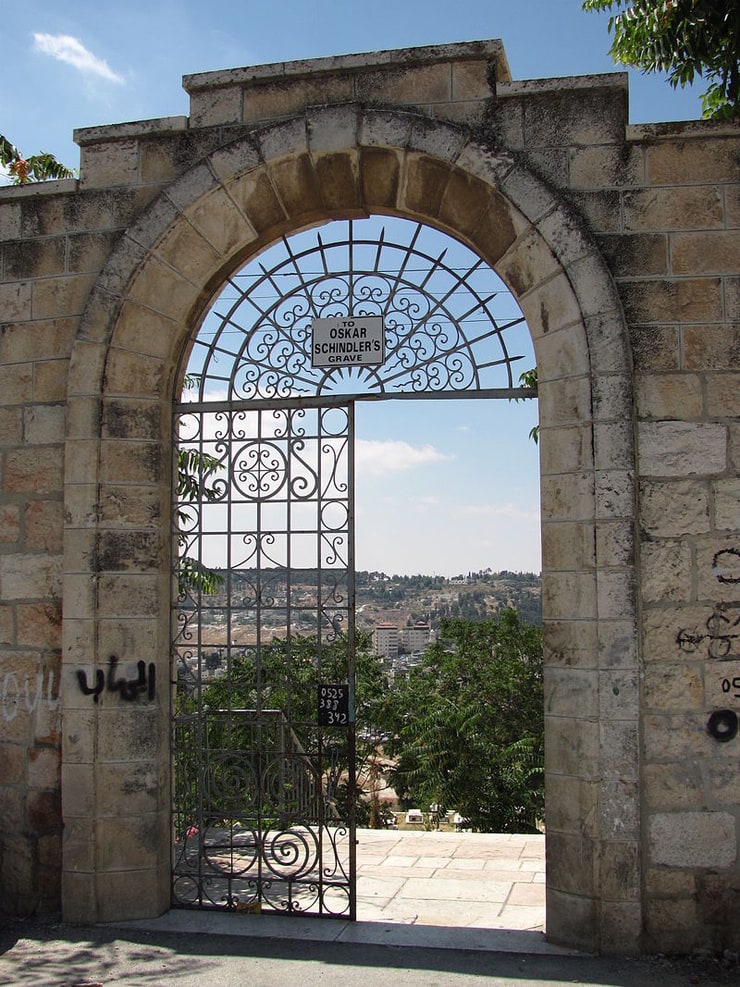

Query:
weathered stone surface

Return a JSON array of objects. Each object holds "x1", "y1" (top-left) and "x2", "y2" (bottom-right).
[
  {"x1": 638, "y1": 422, "x2": 727, "y2": 477},
  {"x1": 648, "y1": 811, "x2": 737, "y2": 868}
]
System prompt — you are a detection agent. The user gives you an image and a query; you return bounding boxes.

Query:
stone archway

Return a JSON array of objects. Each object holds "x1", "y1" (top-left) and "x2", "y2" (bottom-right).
[{"x1": 62, "y1": 106, "x2": 637, "y2": 952}]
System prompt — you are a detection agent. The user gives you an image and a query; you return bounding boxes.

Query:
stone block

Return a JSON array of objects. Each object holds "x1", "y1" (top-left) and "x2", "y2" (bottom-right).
[
  {"x1": 545, "y1": 887, "x2": 598, "y2": 951},
  {"x1": 644, "y1": 866, "x2": 697, "y2": 895},
  {"x1": 2, "y1": 318, "x2": 78, "y2": 364},
  {"x1": 541, "y1": 521, "x2": 595, "y2": 571},
  {"x1": 593, "y1": 421, "x2": 634, "y2": 473},
  {"x1": 0, "y1": 280, "x2": 32, "y2": 320},
  {"x1": 80, "y1": 140, "x2": 140, "y2": 189},
  {"x1": 704, "y1": 761, "x2": 740, "y2": 805},
  {"x1": 600, "y1": 841, "x2": 640, "y2": 899},
  {"x1": 568, "y1": 144, "x2": 642, "y2": 190},
  {"x1": 595, "y1": 520, "x2": 634, "y2": 569},
  {"x1": 648, "y1": 811, "x2": 736, "y2": 868},
  {"x1": 0, "y1": 505, "x2": 20, "y2": 545},
  {"x1": 0, "y1": 362, "x2": 33, "y2": 404},
  {"x1": 597, "y1": 619, "x2": 638, "y2": 670},
  {"x1": 96, "y1": 707, "x2": 160, "y2": 762},
  {"x1": 31, "y1": 265, "x2": 94, "y2": 322},
  {"x1": 183, "y1": 188, "x2": 256, "y2": 259},
  {"x1": 640, "y1": 540, "x2": 693, "y2": 603},
  {"x1": 630, "y1": 325, "x2": 680, "y2": 371},
  {"x1": 542, "y1": 617, "x2": 598, "y2": 669},
  {"x1": 600, "y1": 231, "x2": 670, "y2": 279},
  {"x1": 189, "y1": 86, "x2": 242, "y2": 128},
  {"x1": 103, "y1": 350, "x2": 165, "y2": 401},
  {"x1": 313, "y1": 153, "x2": 361, "y2": 212},
  {"x1": 439, "y1": 169, "x2": 499, "y2": 240},
  {"x1": 540, "y1": 472, "x2": 594, "y2": 522},
  {"x1": 643, "y1": 662, "x2": 703, "y2": 711},
  {"x1": 17, "y1": 604, "x2": 62, "y2": 650},
  {"x1": 623, "y1": 186, "x2": 724, "y2": 231},
  {"x1": 230, "y1": 168, "x2": 286, "y2": 235},
  {"x1": 539, "y1": 424, "x2": 594, "y2": 477},
  {"x1": 638, "y1": 422, "x2": 726, "y2": 477},
  {"x1": 498, "y1": 234, "x2": 561, "y2": 311},
  {"x1": 642, "y1": 602, "x2": 709, "y2": 664},
  {"x1": 0, "y1": 553, "x2": 62, "y2": 600},
  {"x1": 99, "y1": 484, "x2": 161, "y2": 527},
  {"x1": 124, "y1": 255, "x2": 193, "y2": 326},
  {"x1": 355, "y1": 63, "x2": 452, "y2": 105},
  {"x1": 4, "y1": 237, "x2": 66, "y2": 279},
  {"x1": 97, "y1": 573, "x2": 161, "y2": 619},
  {"x1": 643, "y1": 712, "x2": 716, "y2": 760},
  {"x1": 706, "y1": 373, "x2": 740, "y2": 417},
  {"x1": 542, "y1": 570, "x2": 597, "y2": 621},
  {"x1": 28, "y1": 746, "x2": 60, "y2": 790},
  {"x1": 34, "y1": 359, "x2": 70, "y2": 402},
  {"x1": 403, "y1": 153, "x2": 451, "y2": 219},
  {"x1": 599, "y1": 669, "x2": 639, "y2": 719},
  {"x1": 407, "y1": 116, "x2": 468, "y2": 163},
  {"x1": 0, "y1": 199, "x2": 22, "y2": 239},
  {"x1": 154, "y1": 216, "x2": 222, "y2": 285},
  {"x1": 545, "y1": 715, "x2": 600, "y2": 779},
  {"x1": 600, "y1": 722, "x2": 639, "y2": 783},
  {"x1": 521, "y1": 88, "x2": 626, "y2": 149},
  {"x1": 621, "y1": 278, "x2": 723, "y2": 325},
  {"x1": 360, "y1": 148, "x2": 401, "y2": 211},
  {"x1": 644, "y1": 897, "x2": 700, "y2": 954},
  {"x1": 95, "y1": 860, "x2": 170, "y2": 922},
  {"x1": 98, "y1": 760, "x2": 161, "y2": 815},
  {"x1": 23, "y1": 405, "x2": 65, "y2": 445},
  {"x1": 544, "y1": 667, "x2": 598, "y2": 718},
  {"x1": 537, "y1": 377, "x2": 591, "y2": 426},
  {"x1": 646, "y1": 138, "x2": 739, "y2": 185},
  {"x1": 672, "y1": 230, "x2": 740, "y2": 276},
  {"x1": 635, "y1": 373, "x2": 703, "y2": 420},
  {"x1": 714, "y1": 478, "x2": 740, "y2": 530},
  {"x1": 639, "y1": 478, "x2": 710, "y2": 537},
  {"x1": 546, "y1": 830, "x2": 596, "y2": 895},
  {"x1": 545, "y1": 775, "x2": 599, "y2": 836}
]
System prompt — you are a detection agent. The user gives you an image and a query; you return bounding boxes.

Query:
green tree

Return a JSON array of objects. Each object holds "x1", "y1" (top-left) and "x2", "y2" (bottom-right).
[
  {"x1": 385, "y1": 610, "x2": 544, "y2": 833},
  {"x1": 0, "y1": 134, "x2": 75, "y2": 184},
  {"x1": 583, "y1": 0, "x2": 740, "y2": 118}
]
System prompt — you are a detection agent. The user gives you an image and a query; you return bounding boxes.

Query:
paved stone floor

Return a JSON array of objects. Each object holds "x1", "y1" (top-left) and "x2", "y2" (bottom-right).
[
  {"x1": 121, "y1": 829, "x2": 558, "y2": 956},
  {"x1": 355, "y1": 829, "x2": 545, "y2": 931}
]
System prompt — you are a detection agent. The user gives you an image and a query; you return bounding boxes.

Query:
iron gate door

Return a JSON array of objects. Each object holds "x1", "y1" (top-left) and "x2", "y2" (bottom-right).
[{"x1": 172, "y1": 401, "x2": 356, "y2": 917}]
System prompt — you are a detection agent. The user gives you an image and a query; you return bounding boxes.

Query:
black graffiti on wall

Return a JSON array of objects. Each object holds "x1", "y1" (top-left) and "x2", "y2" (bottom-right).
[
  {"x1": 77, "y1": 655, "x2": 156, "y2": 703},
  {"x1": 677, "y1": 548, "x2": 740, "y2": 659}
]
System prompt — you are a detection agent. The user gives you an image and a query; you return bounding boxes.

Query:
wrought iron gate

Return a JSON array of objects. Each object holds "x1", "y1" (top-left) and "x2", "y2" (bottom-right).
[
  {"x1": 172, "y1": 401, "x2": 356, "y2": 916},
  {"x1": 171, "y1": 216, "x2": 534, "y2": 919}
]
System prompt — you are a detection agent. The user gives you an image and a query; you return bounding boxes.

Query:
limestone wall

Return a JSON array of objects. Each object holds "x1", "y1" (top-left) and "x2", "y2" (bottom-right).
[{"x1": 0, "y1": 40, "x2": 737, "y2": 954}]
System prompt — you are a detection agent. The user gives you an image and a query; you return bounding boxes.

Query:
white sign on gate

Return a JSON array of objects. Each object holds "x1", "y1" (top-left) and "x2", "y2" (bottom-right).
[{"x1": 311, "y1": 316, "x2": 385, "y2": 367}]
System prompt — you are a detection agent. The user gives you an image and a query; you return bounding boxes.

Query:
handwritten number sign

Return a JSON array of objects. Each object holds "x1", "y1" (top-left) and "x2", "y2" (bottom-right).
[{"x1": 318, "y1": 683, "x2": 350, "y2": 726}]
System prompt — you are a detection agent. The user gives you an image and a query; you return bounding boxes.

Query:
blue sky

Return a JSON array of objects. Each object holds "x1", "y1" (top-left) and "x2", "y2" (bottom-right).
[{"x1": 2, "y1": 1, "x2": 704, "y2": 576}]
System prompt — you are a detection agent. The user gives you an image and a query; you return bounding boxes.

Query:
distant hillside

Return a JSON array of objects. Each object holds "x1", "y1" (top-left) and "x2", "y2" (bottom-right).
[
  {"x1": 355, "y1": 569, "x2": 542, "y2": 631},
  {"x1": 183, "y1": 567, "x2": 542, "y2": 648}
]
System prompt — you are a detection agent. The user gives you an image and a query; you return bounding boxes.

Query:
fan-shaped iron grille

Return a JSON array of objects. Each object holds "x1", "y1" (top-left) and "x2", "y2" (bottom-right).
[{"x1": 181, "y1": 216, "x2": 532, "y2": 405}]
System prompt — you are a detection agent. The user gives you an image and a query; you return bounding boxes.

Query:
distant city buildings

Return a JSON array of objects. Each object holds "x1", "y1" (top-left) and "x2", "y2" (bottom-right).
[{"x1": 374, "y1": 620, "x2": 435, "y2": 664}]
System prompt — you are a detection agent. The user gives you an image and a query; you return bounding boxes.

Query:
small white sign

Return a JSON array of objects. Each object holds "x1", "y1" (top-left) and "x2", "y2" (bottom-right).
[{"x1": 311, "y1": 316, "x2": 385, "y2": 368}]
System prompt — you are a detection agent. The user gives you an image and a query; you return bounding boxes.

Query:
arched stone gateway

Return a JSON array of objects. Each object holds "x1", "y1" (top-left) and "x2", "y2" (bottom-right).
[{"x1": 1, "y1": 41, "x2": 737, "y2": 956}]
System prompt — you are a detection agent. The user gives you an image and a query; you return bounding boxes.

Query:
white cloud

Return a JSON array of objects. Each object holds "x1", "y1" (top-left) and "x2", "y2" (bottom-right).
[
  {"x1": 356, "y1": 439, "x2": 453, "y2": 476},
  {"x1": 32, "y1": 33, "x2": 125, "y2": 84}
]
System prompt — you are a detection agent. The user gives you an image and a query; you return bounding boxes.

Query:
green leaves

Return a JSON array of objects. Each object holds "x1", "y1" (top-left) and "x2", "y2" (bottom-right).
[
  {"x1": 0, "y1": 133, "x2": 75, "y2": 184},
  {"x1": 583, "y1": 0, "x2": 740, "y2": 118},
  {"x1": 385, "y1": 611, "x2": 544, "y2": 833}
]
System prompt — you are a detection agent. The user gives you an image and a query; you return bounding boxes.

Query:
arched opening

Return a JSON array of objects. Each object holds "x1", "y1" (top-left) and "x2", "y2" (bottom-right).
[
  {"x1": 171, "y1": 214, "x2": 541, "y2": 925},
  {"x1": 62, "y1": 109, "x2": 637, "y2": 952}
]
